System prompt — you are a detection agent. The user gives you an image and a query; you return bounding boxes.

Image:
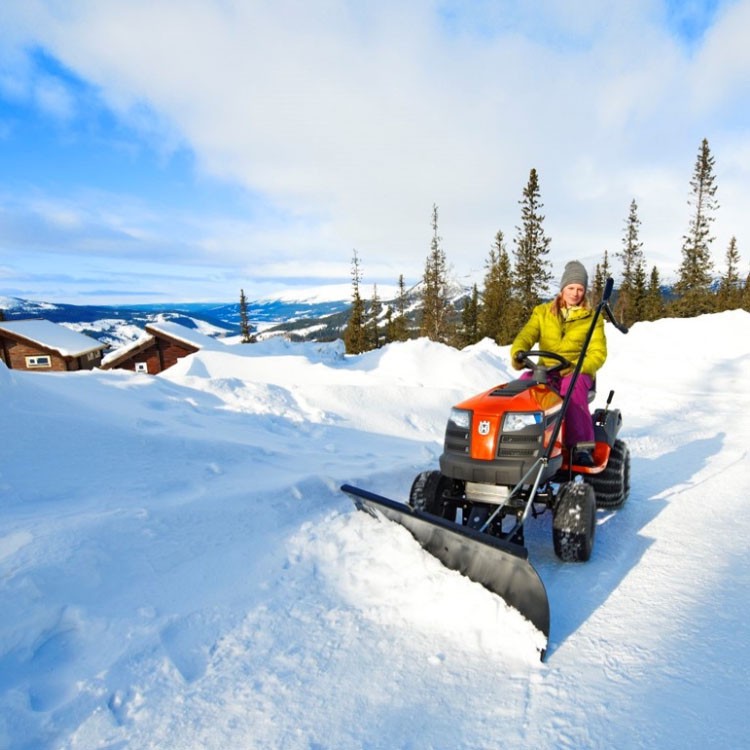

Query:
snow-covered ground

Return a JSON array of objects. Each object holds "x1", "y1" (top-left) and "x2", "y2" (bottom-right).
[{"x1": 1, "y1": 311, "x2": 748, "y2": 749}]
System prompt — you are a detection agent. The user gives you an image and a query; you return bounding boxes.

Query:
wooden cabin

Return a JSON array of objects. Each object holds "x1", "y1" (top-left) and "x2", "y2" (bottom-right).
[
  {"x1": 0, "y1": 319, "x2": 107, "y2": 372},
  {"x1": 101, "y1": 321, "x2": 221, "y2": 374}
]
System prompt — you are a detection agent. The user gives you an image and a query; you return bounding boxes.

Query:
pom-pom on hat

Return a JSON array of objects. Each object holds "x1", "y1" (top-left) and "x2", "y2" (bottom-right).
[{"x1": 560, "y1": 260, "x2": 588, "y2": 290}]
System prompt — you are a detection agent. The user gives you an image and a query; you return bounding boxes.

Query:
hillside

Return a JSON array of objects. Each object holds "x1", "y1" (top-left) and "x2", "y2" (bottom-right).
[
  {"x1": 0, "y1": 278, "x2": 465, "y2": 348},
  {"x1": 0, "y1": 294, "x2": 354, "y2": 348},
  {"x1": 1, "y1": 311, "x2": 748, "y2": 748}
]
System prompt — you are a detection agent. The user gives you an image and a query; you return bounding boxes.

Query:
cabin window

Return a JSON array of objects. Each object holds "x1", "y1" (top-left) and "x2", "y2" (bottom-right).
[
  {"x1": 86, "y1": 351, "x2": 99, "y2": 361},
  {"x1": 26, "y1": 355, "x2": 52, "y2": 369},
  {"x1": 135, "y1": 362, "x2": 148, "y2": 373}
]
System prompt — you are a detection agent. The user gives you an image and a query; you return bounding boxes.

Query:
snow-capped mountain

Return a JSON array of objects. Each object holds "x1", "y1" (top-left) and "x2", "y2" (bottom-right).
[
  {"x1": 0, "y1": 293, "x2": 355, "y2": 349},
  {"x1": 0, "y1": 276, "x2": 472, "y2": 349}
]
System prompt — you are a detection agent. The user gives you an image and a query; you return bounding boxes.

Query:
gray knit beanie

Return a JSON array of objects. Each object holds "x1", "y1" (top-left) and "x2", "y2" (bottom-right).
[{"x1": 560, "y1": 260, "x2": 588, "y2": 290}]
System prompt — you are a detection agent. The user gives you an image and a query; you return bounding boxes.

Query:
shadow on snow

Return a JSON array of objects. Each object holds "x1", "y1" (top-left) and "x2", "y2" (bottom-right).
[{"x1": 533, "y1": 433, "x2": 725, "y2": 656}]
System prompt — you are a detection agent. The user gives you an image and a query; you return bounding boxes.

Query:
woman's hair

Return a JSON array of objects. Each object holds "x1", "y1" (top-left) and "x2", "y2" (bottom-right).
[{"x1": 550, "y1": 290, "x2": 592, "y2": 316}]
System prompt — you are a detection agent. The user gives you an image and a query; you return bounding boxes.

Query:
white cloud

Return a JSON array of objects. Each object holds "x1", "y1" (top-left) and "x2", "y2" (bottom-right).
[
  {"x1": 1, "y1": 0, "x2": 749, "y2": 300},
  {"x1": 691, "y1": 0, "x2": 750, "y2": 111}
]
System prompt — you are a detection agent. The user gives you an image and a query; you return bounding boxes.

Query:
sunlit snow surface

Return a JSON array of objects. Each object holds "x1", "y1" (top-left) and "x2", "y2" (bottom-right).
[{"x1": 1, "y1": 311, "x2": 749, "y2": 749}]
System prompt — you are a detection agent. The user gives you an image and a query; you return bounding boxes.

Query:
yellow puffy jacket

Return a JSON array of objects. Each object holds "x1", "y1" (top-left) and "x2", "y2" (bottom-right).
[{"x1": 510, "y1": 301, "x2": 607, "y2": 377}]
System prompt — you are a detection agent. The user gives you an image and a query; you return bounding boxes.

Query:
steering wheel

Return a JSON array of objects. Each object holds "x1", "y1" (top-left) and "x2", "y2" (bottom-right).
[{"x1": 515, "y1": 349, "x2": 572, "y2": 378}]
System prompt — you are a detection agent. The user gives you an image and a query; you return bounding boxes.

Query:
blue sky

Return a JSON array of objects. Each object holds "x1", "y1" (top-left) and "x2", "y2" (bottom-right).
[{"x1": 1, "y1": 0, "x2": 748, "y2": 304}]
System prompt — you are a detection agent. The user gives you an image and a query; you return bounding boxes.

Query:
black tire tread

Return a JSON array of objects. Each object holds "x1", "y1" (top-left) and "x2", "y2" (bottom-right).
[
  {"x1": 409, "y1": 470, "x2": 448, "y2": 516},
  {"x1": 587, "y1": 439, "x2": 630, "y2": 509},
  {"x1": 553, "y1": 481, "x2": 596, "y2": 562}
]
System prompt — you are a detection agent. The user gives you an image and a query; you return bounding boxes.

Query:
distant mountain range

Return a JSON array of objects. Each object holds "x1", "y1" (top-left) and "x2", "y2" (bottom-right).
[
  {"x1": 0, "y1": 275, "x2": 477, "y2": 350},
  {"x1": 0, "y1": 294, "x2": 355, "y2": 349}
]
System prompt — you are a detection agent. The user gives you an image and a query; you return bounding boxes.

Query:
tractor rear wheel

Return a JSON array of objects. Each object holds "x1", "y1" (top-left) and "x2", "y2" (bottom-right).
[
  {"x1": 553, "y1": 481, "x2": 596, "y2": 562},
  {"x1": 409, "y1": 470, "x2": 451, "y2": 517},
  {"x1": 587, "y1": 439, "x2": 630, "y2": 509}
]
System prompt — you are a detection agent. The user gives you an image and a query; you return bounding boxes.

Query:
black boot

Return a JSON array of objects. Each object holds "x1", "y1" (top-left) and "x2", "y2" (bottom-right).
[{"x1": 573, "y1": 449, "x2": 594, "y2": 467}]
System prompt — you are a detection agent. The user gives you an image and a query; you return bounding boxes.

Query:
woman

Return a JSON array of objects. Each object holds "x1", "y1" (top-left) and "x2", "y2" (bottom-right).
[{"x1": 510, "y1": 260, "x2": 607, "y2": 466}]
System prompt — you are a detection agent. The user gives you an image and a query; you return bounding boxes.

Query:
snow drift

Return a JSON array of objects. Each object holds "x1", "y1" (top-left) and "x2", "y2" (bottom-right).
[{"x1": 1, "y1": 311, "x2": 749, "y2": 749}]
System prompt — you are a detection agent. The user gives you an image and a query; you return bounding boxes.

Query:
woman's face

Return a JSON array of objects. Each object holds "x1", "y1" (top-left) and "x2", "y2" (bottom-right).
[{"x1": 561, "y1": 283, "x2": 586, "y2": 307}]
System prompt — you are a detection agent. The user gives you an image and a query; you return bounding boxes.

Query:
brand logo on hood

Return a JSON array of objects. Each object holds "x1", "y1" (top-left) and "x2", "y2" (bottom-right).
[{"x1": 477, "y1": 420, "x2": 491, "y2": 436}]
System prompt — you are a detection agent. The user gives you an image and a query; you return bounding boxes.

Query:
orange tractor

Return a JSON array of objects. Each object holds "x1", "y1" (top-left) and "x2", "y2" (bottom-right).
[{"x1": 342, "y1": 279, "x2": 629, "y2": 657}]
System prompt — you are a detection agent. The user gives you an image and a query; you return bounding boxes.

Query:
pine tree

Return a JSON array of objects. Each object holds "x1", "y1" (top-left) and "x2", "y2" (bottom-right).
[
  {"x1": 419, "y1": 204, "x2": 452, "y2": 343},
  {"x1": 391, "y1": 274, "x2": 410, "y2": 342},
  {"x1": 743, "y1": 269, "x2": 750, "y2": 313},
  {"x1": 512, "y1": 168, "x2": 553, "y2": 322},
  {"x1": 632, "y1": 260, "x2": 648, "y2": 322},
  {"x1": 343, "y1": 250, "x2": 367, "y2": 354},
  {"x1": 479, "y1": 230, "x2": 517, "y2": 344},
  {"x1": 458, "y1": 284, "x2": 480, "y2": 348},
  {"x1": 0, "y1": 308, "x2": 4, "y2": 322},
  {"x1": 642, "y1": 265, "x2": 666, "y2": 321},
  {"x1": 239, "y1": 288, "x2": 255, "y2": 343},
  {"x1": 672, "y1": 138, "x2": 718, "y2": 317},
  {"x1": 616, "y1": 200, "x2": 648, "y2": 326},
  {"x1": 592, "y1": 250, "x2": 612, "y2": 302},
  {"x1": 716, "y1": 236, "x2": 742, "y2": 311},
  {"x1": 367, "y1": 284, "x2": 383, "y2": 349},
  {"x1": 384, "y1": 306, "x2": 395, "y2": 344}
]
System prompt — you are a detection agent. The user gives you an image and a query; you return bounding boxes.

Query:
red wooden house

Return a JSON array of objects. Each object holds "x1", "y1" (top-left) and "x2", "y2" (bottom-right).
[
  {"x1": 0, "y1": 319, "x2": 107, "y2": 372},
  {"x1": 101, "y1": 321, "x2": 222, "y2": 374}
]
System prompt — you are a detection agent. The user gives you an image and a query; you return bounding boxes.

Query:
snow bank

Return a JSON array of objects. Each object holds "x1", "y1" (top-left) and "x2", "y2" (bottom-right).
[{"x1": 1, "y1": 312, "x2": 749, "y2": 749}]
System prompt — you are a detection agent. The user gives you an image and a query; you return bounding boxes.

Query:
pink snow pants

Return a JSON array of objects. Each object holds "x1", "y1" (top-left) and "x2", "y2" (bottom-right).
[{"x1": 520, "y1": 371, "x2": 595, "y2": 447}]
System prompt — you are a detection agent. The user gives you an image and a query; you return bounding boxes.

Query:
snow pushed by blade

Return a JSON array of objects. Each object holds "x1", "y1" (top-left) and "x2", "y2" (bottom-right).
[
  {"x1": 292, "y1": 511, "x2": 547, "y2": 655},
  {"x1": 1, "y1": 312, "x2": 750, "y2": 749}
]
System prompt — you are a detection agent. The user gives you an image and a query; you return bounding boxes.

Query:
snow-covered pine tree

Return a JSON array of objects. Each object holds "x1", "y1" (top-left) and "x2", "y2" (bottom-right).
[
  {"x1": 383, "y1": 306, "x2": 394, "y2": 344},
  {"x1": 642, "y1": 266, "x2": 666, "y2": 321},
  {"x1": 239, "y1": 288, "x2": 255, "y2": 343},
  {"x1": 512, "y1": 168, "x2": 552, "y2": 322},
  {"x1": 419, "y1": 204, "x2": 452, "y2": 343},
  {"x1": 717, "y1": 236, "x2": 742, "y2": 311},
  {"x1": 367, "y1": 284, "x2": 382, "y2": 349},
  {"x1": 616, "y1": 200, "x2": 648, "y2": 326},
  {"x1": 391, "y1": 274, "x2": 410, "y2": 342},
  {"x1": 458, "y1": 283, "x2": 480, "y2": 347},
  {"x1": 343, "y1": 250, "x2": 367, "y2": 354},
  {"x1": 592, "y1": 249, "x2": 611, "y2": 302},
  {"x1": 479, "y1": 230, "x2": 517, "y2": 344},
  {"x1": 672, "y1": 138, "x2": 718, "y2": 317}
]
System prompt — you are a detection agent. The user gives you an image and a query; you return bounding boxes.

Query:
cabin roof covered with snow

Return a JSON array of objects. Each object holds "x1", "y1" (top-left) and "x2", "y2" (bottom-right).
[
  {"x1": 144, "y1": 321, "x2": 222, "y2": 351},
  {"x1": 0, "y1": 319, "x2": 107, "y2": 357},
  {"x1": 100, "y1": 321, "x2": 225, "y2": 371},
  {"x1": 100, "y1": 332, "x2": 153, "y2": 367}
]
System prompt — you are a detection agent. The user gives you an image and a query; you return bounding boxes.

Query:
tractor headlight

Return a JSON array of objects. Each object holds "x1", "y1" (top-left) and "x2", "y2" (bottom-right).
[
  {"x1": 448, "y1": 408, "x2": 471, "y2": 430},
  {"x1": 502, "y1": 411, "x2": 543, "y2": 432}
]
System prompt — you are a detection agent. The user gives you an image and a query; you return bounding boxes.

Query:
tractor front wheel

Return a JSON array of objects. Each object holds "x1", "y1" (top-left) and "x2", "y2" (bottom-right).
[{"x1": 409, "y1": 470, "x2": 451, "y2": 517}]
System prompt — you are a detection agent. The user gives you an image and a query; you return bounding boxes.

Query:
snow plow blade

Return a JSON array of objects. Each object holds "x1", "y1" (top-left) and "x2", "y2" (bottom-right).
[{"x1": 341, "y1": 484, "x2": 550, "y2": 653}]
